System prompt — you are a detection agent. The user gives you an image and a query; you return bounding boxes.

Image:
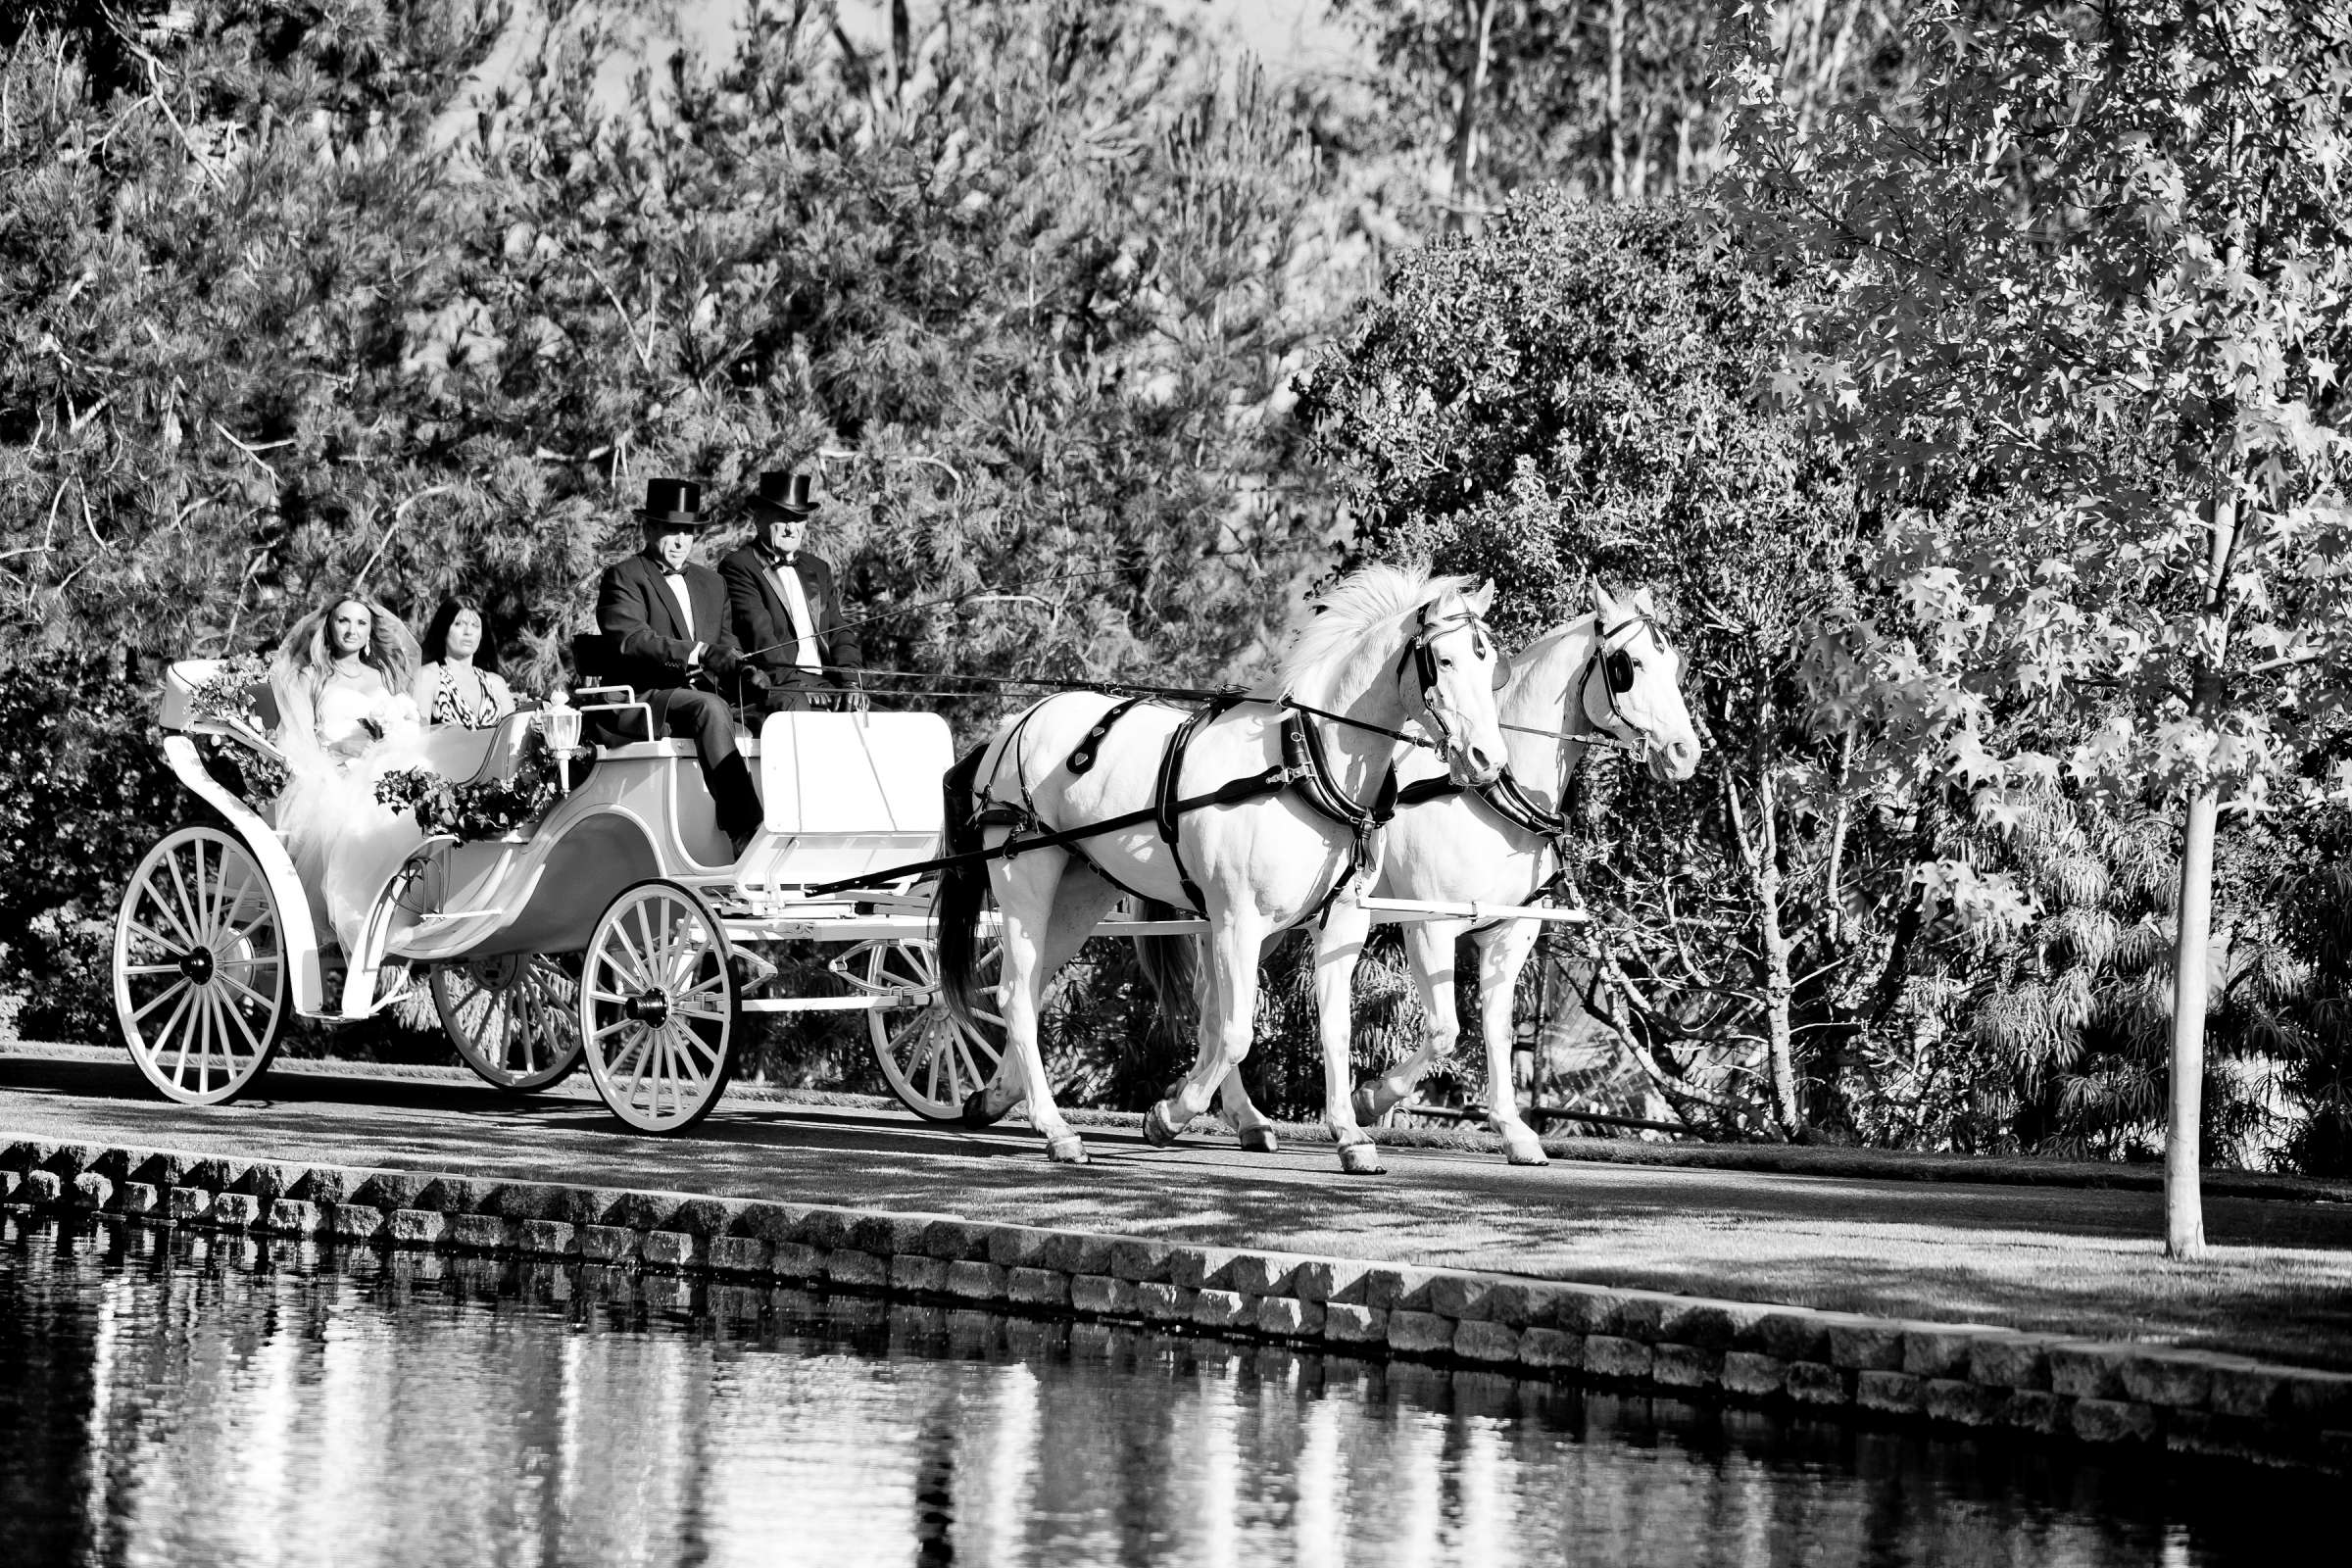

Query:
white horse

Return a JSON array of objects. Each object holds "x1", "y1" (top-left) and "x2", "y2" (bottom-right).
[
  {"x1": 1174, "y1": 583, "x2": 1702, "y2": 1164},
  {"x1": 935, "y1": 564, "x2": 1510, "y2": 1170}
]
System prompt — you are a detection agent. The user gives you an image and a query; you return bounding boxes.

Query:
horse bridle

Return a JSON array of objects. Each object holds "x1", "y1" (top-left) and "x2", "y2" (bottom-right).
[
  {"x1": 1396, "y1": 601, "x2": 1503, "y2": 763},
  {"x1": 1577, "y1": 609, "x2": 1673, "y2": 762}
]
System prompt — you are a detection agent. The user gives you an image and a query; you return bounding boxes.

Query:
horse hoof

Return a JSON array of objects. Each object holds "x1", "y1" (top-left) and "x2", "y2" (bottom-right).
[
  {"x1": 1337, "y1": 1141, "x2": 1387, "y2": 1176},
  {"x1": 961, "y1": 1090, "x2": 1009, "y2": 1130},
  {"x1": 1238, "y1": 1126, "x2": 1279, "y2": 1154},
  {"x1": 1143, "y1": 1101, "x2": 1186, "y2": 1148},
  {"x1": 1504, "y1": 1141, "x2": 1550, "y2": 1167},
  {"x1": 1047, "y1": 1135, "x2": 1089, "y2": 1164}
]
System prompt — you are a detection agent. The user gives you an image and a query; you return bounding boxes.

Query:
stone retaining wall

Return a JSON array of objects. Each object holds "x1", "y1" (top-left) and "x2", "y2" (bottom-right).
[{"x1": 6, "y1": 1136, "x2": 2346, "y2": 1472}]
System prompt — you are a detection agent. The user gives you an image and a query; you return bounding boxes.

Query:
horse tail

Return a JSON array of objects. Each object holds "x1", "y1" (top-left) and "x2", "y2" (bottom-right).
[
  {"x1": 933, "y1": 742, "x2": 993, "y2": 1032},
  {"x1": 1130, "y1": 900, "x2": 1200, "y2": 1064}
]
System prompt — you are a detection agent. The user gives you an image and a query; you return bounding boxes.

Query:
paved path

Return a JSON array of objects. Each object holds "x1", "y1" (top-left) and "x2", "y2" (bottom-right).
[{"x1": 6, "y1": 1048, "x2": 2350, "y2": 1367}]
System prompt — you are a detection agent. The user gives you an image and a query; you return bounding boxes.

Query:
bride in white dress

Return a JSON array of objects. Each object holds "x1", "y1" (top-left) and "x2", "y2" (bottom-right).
[{"x1": 270, "y1": 594, "x2": 433, "y2": 957}]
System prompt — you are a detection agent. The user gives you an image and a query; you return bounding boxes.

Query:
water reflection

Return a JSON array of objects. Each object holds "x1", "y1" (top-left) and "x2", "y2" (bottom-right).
[{"x1": 0, "y1": 1215, "x2": 2317, "y2": 1568}]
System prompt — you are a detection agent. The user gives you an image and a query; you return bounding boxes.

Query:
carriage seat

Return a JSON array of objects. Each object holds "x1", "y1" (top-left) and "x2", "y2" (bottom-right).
[{"x1": 416, "y1": 708, "x2": 543, "y2": 787}]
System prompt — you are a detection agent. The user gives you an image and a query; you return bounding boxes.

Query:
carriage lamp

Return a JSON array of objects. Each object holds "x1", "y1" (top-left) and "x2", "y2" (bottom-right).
[{"x1": 539, "y1": 689, "x2": 583, "y2": 793}]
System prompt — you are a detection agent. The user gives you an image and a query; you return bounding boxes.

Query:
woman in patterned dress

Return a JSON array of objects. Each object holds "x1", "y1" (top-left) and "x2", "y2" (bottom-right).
[{"x1": 413, "y1": 596, "x2": 516, "y2": 729}]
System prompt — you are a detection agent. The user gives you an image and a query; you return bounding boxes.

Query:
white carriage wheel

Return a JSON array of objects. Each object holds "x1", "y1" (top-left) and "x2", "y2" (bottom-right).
[
  {"x1": 113, "y1": 824, "x2": 287, "y2": 1105},
  {"x1": 431, "y1": 953, "x2": 584, "y2": 1093},
  {"x1": 861, "y1": 938, "x2": 1005, "y2": 1122},
  {"x1": 578, "y1": 879, "x2": 739, "y2": 1134}
]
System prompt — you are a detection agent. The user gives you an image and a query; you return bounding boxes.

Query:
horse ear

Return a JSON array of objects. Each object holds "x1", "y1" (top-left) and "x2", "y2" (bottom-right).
[
  {"x1": 1634, "y1": 586, "x2": 1656, "y2": 615},
  {"x1": 1588, "y1": 578, "x2": 1621, "y2": 618},
  {"x1": 1467, "y1": 578, "x2": 1496, "y2": 614}
]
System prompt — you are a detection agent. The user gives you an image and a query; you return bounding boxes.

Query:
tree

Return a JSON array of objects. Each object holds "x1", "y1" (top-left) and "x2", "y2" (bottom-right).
[
  {"x1": 1726, "y1": 0, "x2": 2352, "y2": 1255},
  {"x1": 1296, "y1": 192, "x2": 1902, "y2": 1140},
  {"x1": 1327, "y1": 0, "x2": 1920, "y2": 214}
]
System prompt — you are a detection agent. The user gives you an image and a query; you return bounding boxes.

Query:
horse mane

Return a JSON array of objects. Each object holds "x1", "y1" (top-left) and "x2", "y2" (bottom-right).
[{"x1": 1265, "y1": 562, "x2": 1475, "y2": 708}]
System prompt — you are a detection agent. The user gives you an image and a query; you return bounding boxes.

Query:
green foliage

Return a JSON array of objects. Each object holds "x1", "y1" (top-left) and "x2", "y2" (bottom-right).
[
  {"x1": 0, "y1": 648, "x2": 185, "y2": 1040},
  {"x1": 1327, "y1": 0, "x2": 1919, "y2": 208},
  {"x1": 1723, "y1": 1, "x2": 2352, "y2": 1194},
  {"x1": 372, "y1": 738, "x2": 556, "y2": 841},
  {"x1": 1728, "y1": 0, "x2": 2352, "y2": 806},
  {"x1": 3, "y1": 1, "x2": 1343, "y2": 691}
]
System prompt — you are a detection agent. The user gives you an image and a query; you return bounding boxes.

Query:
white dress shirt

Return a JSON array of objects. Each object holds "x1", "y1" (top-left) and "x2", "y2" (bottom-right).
[
  {"x1": 766, "y1": 555, "x2": 824, "y2": 672},
  {"x1": 662, "y1": 570, "x2": 696, "y2": 641}
]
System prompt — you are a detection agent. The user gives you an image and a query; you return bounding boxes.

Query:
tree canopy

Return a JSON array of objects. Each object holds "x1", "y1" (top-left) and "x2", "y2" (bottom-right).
[{"x1": 1724, "y1": 0, "x2": 2352, "y2": 1246}]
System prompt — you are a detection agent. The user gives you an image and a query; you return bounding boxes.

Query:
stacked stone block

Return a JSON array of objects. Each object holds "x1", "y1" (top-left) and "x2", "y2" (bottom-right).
[{"x1": 6, "y1": 1135, "x2": 2346, "y2": 1472}]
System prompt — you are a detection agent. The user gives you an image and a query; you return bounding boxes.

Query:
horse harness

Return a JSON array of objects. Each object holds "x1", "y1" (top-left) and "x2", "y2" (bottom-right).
[{"x1": 952, "y1": 600, "x2": 1491, "y2": 923}]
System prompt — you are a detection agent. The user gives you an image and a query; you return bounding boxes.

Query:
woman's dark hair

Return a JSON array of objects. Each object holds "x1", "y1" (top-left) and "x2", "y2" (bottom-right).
[{"x1": 421, "y1": 597, "x2": 500, "y2": 670}]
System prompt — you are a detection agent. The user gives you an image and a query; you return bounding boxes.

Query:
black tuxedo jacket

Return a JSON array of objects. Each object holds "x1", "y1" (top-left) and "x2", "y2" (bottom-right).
[
  {"x1": 717, "y1": 545, "x2": 862, "y2": 687},
  {"x1": 595, "y1": 552, "x2": 741, "y2": 694}
]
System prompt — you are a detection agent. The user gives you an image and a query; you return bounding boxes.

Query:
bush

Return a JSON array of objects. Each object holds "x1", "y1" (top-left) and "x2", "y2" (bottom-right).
[{"x1": 0, "y1": 649, "x2": 186, "y2": 1039}]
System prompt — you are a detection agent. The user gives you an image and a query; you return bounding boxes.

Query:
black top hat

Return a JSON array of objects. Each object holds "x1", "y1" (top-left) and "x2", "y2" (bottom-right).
[
  {"x1": 637, "y1": 476, "x2": 710, "y2": 528},
  {"x1": 751, "y1": 471, "x2": 817, "y2": 519}
]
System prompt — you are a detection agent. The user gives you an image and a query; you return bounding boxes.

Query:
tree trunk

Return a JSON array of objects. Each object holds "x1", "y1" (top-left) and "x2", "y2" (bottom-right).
[
  {"x1": 1754, "y1": 784, "x2": 1800, "y2": 1137},
  {"x1": 1446, "y1": 0, "x2": 1498, "y2": 232},
  {"x1": 1724, "y1": 765, "x2": 1800, "y2": 1137},
  {"x1": 2165, "y1": 489, "x2": 2237, "y2": 1261},
  {"x1": 2165, "y1": 785, "x2": 2216, "y2": 1259},
  {"x1": 1606, "y1": 0, "x2": 1627, "y2": 201}
]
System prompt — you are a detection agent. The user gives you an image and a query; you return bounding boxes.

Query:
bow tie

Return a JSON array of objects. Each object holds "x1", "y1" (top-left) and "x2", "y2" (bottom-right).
[{"x1": 762, "y1": 549, "x2": 800, "y2": 568}]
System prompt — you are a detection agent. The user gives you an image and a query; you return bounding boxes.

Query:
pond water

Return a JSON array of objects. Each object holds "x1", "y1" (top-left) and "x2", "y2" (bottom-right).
[{"x1": 0, "y1": 1215, "x2": 2321, "y2": 1568}]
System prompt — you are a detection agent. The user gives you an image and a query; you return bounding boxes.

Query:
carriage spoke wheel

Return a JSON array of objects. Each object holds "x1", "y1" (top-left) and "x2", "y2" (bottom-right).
[
  {"x1": 862, "y1": 939, "x2": 1004, "y2": 1122},
  {"x1": 114, "y1": 825, "x2": 286, "y2": 1105},
  {"x1": 432, "y1": 953, "x2": 583, "y2": 1093},
  {"x1": 579, "y1": 880, "x2": 739, "y2": 1135}
]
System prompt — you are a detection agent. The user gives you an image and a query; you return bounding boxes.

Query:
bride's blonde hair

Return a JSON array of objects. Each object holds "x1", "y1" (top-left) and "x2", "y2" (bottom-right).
[
  {"x1": 283, "y1": 592, "x2": 418, "y2": 696},
  {"x1": 268, "y1": 593, "x2": 421, "y2": 756}
]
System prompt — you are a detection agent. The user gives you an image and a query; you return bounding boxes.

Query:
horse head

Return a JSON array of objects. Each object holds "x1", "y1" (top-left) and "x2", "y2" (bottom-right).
[
  {"x1": 1400, "y1": 578, "x2": 1508, "y2": 788},
  {"x1": 1584, "y1": 582, "x2": 1702, "y2": 782}
]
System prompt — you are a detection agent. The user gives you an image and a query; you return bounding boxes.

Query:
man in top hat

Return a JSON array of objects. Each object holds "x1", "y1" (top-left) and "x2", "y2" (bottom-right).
[
  {"x1": 718, "y1": 471, "x2": 864, "y2": 713},
  {"x1": 594, "y1": 476, "x2": 766, "y2": 857}
]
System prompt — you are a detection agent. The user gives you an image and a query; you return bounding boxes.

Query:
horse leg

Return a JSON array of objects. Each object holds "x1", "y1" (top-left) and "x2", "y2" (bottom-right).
[
  {"x1": 961, "y1": 867, "x2": 1118, "y2": 1131},
  {"x1": 1218, "y1": 926, "x2": 1284, "y2": 1149},
  {"x1": 1218, "y1": 1069, "x2": 1280, "y2": 1153},
  {"x1": 1147, "y1": 908, "x2": 1268, "y2": 1148},
  {"x1": 1312, "y1": 901, "x2": 1386, "y2": 1175},
  {"x1": 1475, "y1": 920, "x2": 1548, "y2": 1165},
  {"x1": 968, "y1": 851, "x2": 1088, "y2": 1163},
  {"x1": 1353, "y1": 918, "x2": 1465, "y2": 1125}
]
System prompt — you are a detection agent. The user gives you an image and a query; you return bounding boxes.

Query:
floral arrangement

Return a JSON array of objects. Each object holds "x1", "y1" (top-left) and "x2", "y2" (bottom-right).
[
  {"x1": 195, "y1": 732, "x2": 290, "y2": 804},
  {"x1": 374, "y1": 732, "x2": 558, "y2": 843},
  {"x1": 360, "y1": 692, "x2": 423, "y2": 746},
  {"x1": 188, "y1": 654, "x2": 273, "y2": 727}
]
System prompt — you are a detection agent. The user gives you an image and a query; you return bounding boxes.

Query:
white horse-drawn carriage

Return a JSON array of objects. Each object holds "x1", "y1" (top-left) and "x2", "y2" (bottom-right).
[
  {"x1": 111, "y1": 569, "x2": 1698, "y2": 1167},
  {"x1": 114, "y1": 660, "x2": 1055, "y2": 1133}
]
